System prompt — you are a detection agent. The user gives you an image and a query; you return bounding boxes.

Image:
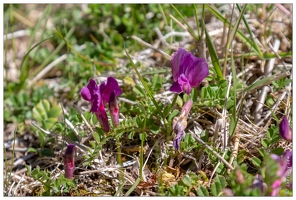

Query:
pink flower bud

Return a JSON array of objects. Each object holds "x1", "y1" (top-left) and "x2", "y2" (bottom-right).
[
  {"x1": 279, "y1": 116, "x2": 292, "y2": 141},
  {"x1": 64, "y1": 144, "x2": 75, "y2": 179}
]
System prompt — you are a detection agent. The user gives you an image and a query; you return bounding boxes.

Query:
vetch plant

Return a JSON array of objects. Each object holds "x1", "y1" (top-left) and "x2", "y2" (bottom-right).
[
  {"x1": 170, "y1": 48, "x2": 209, "y2": 94},
  {"x1": 279, "y1": 116, "x2": 292, "y2": 142},
  {"x1": 64, "y1": 144, "x2": 76, "y2": 179},
  {"x1": 80, "y1": 77, "x2": 122, "y2": 132}
]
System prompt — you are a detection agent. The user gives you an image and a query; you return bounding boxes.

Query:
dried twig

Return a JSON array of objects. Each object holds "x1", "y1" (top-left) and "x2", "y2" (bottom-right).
[{"x1": 130, "y1": 35, "x2": 171, "y2": 60}]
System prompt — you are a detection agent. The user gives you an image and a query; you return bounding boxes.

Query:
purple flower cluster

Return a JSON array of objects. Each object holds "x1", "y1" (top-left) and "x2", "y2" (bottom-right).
[{"x1": 80, "y1": 77, "x2": 122, "y2": 132}]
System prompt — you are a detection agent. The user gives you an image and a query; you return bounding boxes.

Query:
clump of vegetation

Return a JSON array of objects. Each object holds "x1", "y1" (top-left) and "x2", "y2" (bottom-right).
[{"x1": 3, "y1": 4, "x2": 292, "y2": 196}]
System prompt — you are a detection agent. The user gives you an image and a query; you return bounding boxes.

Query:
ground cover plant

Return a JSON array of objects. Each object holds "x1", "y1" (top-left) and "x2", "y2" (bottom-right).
[{"x1": 3, "y1": 4, "x2": 292, "y2": 196}]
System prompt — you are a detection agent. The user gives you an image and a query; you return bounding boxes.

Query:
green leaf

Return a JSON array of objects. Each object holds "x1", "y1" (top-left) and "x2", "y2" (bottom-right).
[
  {"x1": 32, "y1": 99, "x2": 62, "y2": 130},
  {"x1": 213, "y1": 175, "x2": 226, "y2": 188},
  {"x1": 243, "y1": 73, "x2": 289, "y2": 94},
  {"x1": 196, "y1": 186, "x2": 209, "y2": 196},
  {"x1": 38, "y1": 131, "x2": 45, "y2": 148},
  {"x1": 150, "y1": 124, "x2": 160, "y2": 134},
  {"x1": 168, "y1": 109, "x2": 179, "y2": 123},
  {"x1": 92, "y1": 130, "x2": 101, "y2": 145},
  {"x1": 211, "y1": 181, "x2": 222, "y2": 196},
  {"x1": 237, "y1": 149, "x2": 247, "y2": 164},
  {"x1": 28, "y1": 147, "x2": 38, "y2": 153},
  {"x1": 180, "y1": 175, "x2": 192, "y2": 187},
  {"x1": 204, "y1": 20, "x2": 223, "y2": 81},
  {"x1": 40, "y1": 148, "x2": 53, "y2": 157},
  {"x1": 251, "y1": 156, "x2": 261, "y2": 168},
  {"x1": 261, "y1": 138, "x2": 269, "y2": 148},
  {"x1": 271, "y1": 147, "x2": 284, "y2": 156},
  {"x1": 139, "y1": 132, "x2": 146, "y2": 141},
  {"x1": 257, "y1": 148, "x2": 265, "y2": 157}
]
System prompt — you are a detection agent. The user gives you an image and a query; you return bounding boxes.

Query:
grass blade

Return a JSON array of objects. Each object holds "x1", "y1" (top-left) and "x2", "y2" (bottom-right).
[
  {"x1": 236, "y1": 4, "x2": 263, "y2": 58},
  {"x1": 229, "y1": 51, "x2": 238, "y2": 137},
  {"x1": 203, "y1": 19, "x2": 224, "y2": 80},
  {"x1": 124, "y1": 178, "x2": 141, "y2": 196},
  {"x1": 223, "y1": 4, "x2": 247, "y2": 76},
  {"x1": 124, "y1": 48, "x2": 159, "y2": 109},
  {"x1": 170, "y1": 4, "x2": 199, "y2": 41},
  {"x1": 205, "y1": 4, "x2": 262, "y2": 58},
  {"x1": 18, "y1": 35, "x2": 53, "y2": 91},
  {"x1": 243, "y1": 72, "x2": 290, "y2": 93},
  {"x1": 31, "y1": 26, "x2": 76, "y2": 78}
]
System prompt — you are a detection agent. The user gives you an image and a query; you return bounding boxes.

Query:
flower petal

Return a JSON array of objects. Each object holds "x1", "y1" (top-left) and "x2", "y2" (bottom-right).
[
  {"x1": 170, "y1": 48, "x2": 209, "y2": 94},
  {"x1": 89, "y1": 92, "x2": 101, "y2": 113},
  {"x1": 171, "y1": 48, "x2": 189, "y2": 81},
  {"x1": 169, "y1": 81, "x2": 183, "y2": 94},
  {"x1": 81, "y1": 79, "x2": 102, "y2": 113},
  {"x1": 109, "y1": 91, "x2": 120, "y2": 126},
  {"x1": 178, "y1": 74, "x2": 192, "y2": 94},
  {"x1": 185, "y1": 57, "x2": 209, "y2": 87},
  {"x1": 100, "y1": 77, "x2": 122, "y2": 104},
  {"x1": 173, "y1": 130, "x2": 185, "y2": 150},
  {"x1": 283, "y1": 150, "x2": 292, "y2": 168},
  {"x1": 80, "y1": 86, "x2": 92, "y2": 101}
]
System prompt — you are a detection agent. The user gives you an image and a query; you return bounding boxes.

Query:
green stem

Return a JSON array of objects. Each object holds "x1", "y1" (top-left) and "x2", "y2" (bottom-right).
[
  {"x1": 140, "y1": 133, "x2": 144, "y2": 180},
  {"x1": 165, "y1": 94, "x2": 178, "y2": 139}
]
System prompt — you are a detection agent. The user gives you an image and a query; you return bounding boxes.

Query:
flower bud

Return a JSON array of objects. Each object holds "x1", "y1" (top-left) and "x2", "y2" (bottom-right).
[
  {"x1": 64, "y1": 144, "x2": 76, "y2": 179},
  {"x1": 279, "y1": 116, "x2": 292, "y2": 141}
]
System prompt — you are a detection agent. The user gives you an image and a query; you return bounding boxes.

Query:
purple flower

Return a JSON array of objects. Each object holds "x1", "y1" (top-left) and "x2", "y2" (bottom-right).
[
  {"x1": 173, "y1": 100, "x2": 193, "y2": 150},
  {"x1": 64, "y1": 144, "x2": 75, "y2": 179},
  {"x1": 279, "y1": 116, "x2": 292, "y2": 141},
  {"x1": 80, "y1": 79, "x2": 101, "y2": 113},
  {"x1": 99, "y1": 77, "x2": 122, "y2": 104},
  {"x1": 270, "y1": 150, "x2": 293, "y2": 196},
  {"x1": 81, "y1": 78, "x2": 110, "y2": 132},
  {"x1": 251, "y1": 174, "x2": 267, "y2": 195},
  {"x1": 271, "y1": 179, "x2": 282, "y2": 196},
  {"x1": 80, "y1": 77, "x2": 122, "y2": 132},
  {"x1": 100, "y1": 77, "x2": 122, "y2": 127},
  {"x1": 170, "y1": 48, "x2": 209, "y2": 94}
]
